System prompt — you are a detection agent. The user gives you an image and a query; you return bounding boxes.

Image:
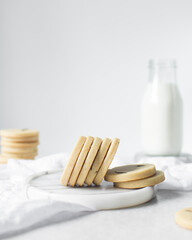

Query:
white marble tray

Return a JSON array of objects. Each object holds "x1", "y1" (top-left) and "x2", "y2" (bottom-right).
[{"x1": 25, "y1": 170, "x2": 156, "y2": 210}]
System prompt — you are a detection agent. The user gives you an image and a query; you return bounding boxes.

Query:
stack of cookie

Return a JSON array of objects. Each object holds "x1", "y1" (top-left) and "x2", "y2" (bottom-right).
[
  {"x1": 0, "y1": 129, "x2": 39, "y2": 164},
  {"x1": 104, "y1": 164, "x2": 165, "y2": 188},
  {"x1": 60, "y1": 136, "x2": 120, "y2": 187}
]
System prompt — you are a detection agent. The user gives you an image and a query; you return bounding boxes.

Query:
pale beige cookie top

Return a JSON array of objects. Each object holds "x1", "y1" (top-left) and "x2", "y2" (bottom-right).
[
  {"x1": 2, "y1": 136, "x2": 39, "y2": 143},
  {"x1": 76, "y1": 137, "x2": 102, "y2": 186},
  {"x1": 68, "y1": 136, "x2": 94, "y2": 187},
  {"x1": 114, "y1": 170, "x2": 165, "y2": 189},
  {"x1": 93, "y1": 138, "x2": 120, "y2": 186},
  {"x1": 1, "y1": 141, "x2": 39, "y2": 148},
  {"x1": 175, "y1": 208, "x2": 192, "y2": 230},
  {"x1": 0, "y1": 129, "x2": 39, "y2": 138},
  {"x1": 105, "y1": 164, "x2": 156, "y2": 183},
  {"x1": 60, "y1": 136, "x2": 86, "y2": 186},
  {"x1": 85, "y1": 138, "x2": 111, "y2": 186}
]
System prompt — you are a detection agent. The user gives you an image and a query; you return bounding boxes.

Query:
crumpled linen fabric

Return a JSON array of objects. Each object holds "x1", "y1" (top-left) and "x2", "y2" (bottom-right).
[{"x1": 0, "y1": 153, "x2": 93, "y2": 239}]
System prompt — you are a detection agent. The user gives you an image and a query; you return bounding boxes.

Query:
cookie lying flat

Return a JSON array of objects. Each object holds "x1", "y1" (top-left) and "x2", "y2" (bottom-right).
[
  {"x1": 60, "y1": 136, "x2": 86, "y2": 186},
  {"x1": 68, "y1": 136, "x2": 94, "y2": 187},
  {"x1": 114, "y1": 170, "x2": 165, "y2": 189},
  {"x1": 1, "y1": 154, "x2": 35, "y2": 160},
  {"x1": 0, "y1": 129, "x2": 39, "y2": 138},
  {"x1": 175, "y1": 208, "x2": 192, "y2": 230},
  {"x1": 76, "y1": 137, "x2": 102, "y2": 186},
  {"x1": 1, "y1": 141, "x2": 39, "y2": 148},
  {"x1": 2, "y1": 136, "x2": 39, "y2": 143},
  {"x1": 94, "y1": 138, "x2": 120, "y2": 186},
  {"x1": 105, "y1": 164, "x2": 156, "y2": 183},
  {"x1": 1, "y1": 146, "x2": 37, "y2": 154},
  {"x1": 2, "y1": 151, "x2": 37, "y2": 159},
  {"x1": 85, "y1": 138, "x2": 112, "y2": 186},
  {"x1": 0, "y1": 155, "x2": 35, "y2": 164},
  {"x1": 0, "y1": 155, "x2": 8, "y2": 164}
]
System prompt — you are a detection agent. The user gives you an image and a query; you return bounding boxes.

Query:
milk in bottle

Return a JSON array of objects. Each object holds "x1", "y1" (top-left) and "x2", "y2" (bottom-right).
[{"x1": 141, "y1": 59, "x2": 183, "y2": 156}]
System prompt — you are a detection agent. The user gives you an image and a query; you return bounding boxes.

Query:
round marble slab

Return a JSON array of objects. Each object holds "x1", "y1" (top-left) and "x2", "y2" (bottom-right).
[{"x1": 25, "y1": 170, "x2": 156, "y2": 210}]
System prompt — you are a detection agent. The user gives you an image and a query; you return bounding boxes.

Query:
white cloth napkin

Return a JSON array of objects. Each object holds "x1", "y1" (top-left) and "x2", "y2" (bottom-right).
[
  {"x1": 0, "y1": 153, "x2": 93, "y2": 239},
  {"x1": 1, "y1": 152, "x2": 192, "y2": 238}
]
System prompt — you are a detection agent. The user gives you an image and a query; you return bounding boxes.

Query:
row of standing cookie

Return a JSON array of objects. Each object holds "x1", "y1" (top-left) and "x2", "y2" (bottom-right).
[{"x1": 60, "y1": 136, "x2": 120, "y2": 187}]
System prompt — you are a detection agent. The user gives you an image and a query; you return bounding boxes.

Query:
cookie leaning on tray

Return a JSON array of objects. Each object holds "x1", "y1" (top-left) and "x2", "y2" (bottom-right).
[
  {"x1": 60, "y1": 136, "x2": 120, "y2": 186},
  {"x1": 60, "y1": 136, "x2": 165, "y2": 187}
]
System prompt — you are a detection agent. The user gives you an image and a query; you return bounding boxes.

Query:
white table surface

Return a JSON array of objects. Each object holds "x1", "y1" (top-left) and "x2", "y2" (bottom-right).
[{"x1": 6, "y1": 189, "x2": 192, "y2": 240}]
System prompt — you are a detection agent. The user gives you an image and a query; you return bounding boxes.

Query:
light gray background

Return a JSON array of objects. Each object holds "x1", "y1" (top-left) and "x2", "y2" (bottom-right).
[{"x1": 1, "y1": 0, "x2": 192, "y2": 157}]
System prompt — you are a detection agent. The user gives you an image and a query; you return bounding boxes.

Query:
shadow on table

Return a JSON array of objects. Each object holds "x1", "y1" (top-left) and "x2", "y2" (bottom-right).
[
  {"x1": 140, "y1": 189, "x2": 184, "y2": 207},
  {"x1": 0, "y1": 210, "x2": 94, "y2": 240},
  {"x1": 108, "y1": 189, "x2": 184, "y2": 212},
  {"x1": 156, "y1": 189, "x2": 186, "y2": 202}
]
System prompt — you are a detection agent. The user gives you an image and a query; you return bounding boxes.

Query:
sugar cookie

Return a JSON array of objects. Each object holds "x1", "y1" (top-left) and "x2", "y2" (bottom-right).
[
  {"x1": 175, "y1": 208, "x2": 192, "y2": 230},
  {"x1": 1, "y1": 141, "x2": 39, "y2": 148},
  {"x1": 2, "y1": 136, "x2": 39, "y2": 143},
  {"x1": 2, "y1": 152, "x2": 37, "y2": 158},
  {"x1": 114, "y1": 170, "x2": 165, "y2": 189},
  {"x1": 0, "y1": 129, "x2": 39, "y2": 138},
  {"x1": 0, "y1": 155, "x2": 35, "y2": 164},
  {"x1": 60, "y1": 136, "x2": 86, "y2": 186},
  {"x1": 0, "y1": 155, "x2": 8, "y2": 164},
  {"x1": 94, "y1": 138, "x2": 120, "y2": 185},
  {"x1": 105, "y1": 164, "x2": 156, "y2": 182},
  {"x1": 76, "y1": 137, "x2": 102, "y2": 186},
  {"x1": 68, "y1": 136, "x2": 94, "y2": 187},
  {"x1": 85, "y1": 138, "x2": 111, "y2": 186},
  {"x1": 1, "y1": 146, "x2": 37, "y2": 154}
]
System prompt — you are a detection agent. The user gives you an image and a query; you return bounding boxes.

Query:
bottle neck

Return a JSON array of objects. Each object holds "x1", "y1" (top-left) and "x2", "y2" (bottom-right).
[
  {"x1": 149, "y1": 67, "x2": 177, "y2": 84},
  {"x1": 148, "y1": 59, "x2": 177, "y2": 84}
]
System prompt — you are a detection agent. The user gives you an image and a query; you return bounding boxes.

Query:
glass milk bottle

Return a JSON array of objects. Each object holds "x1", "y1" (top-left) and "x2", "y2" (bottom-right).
[{"x1": 141, "y1": 59, "x2": 183, "y2": 156}]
